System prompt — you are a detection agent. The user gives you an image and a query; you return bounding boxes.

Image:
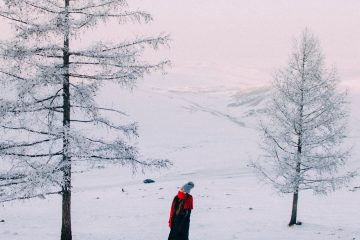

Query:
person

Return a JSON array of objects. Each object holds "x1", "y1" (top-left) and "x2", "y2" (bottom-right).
[{"x1": 168, "y1": 181, "x2": 194, "y2": 240}]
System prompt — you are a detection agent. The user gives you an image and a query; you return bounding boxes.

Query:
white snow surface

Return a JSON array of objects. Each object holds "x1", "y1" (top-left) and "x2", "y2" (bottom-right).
[{"x1": 1, "y1": 68, "x2": 360, "y2": 240}]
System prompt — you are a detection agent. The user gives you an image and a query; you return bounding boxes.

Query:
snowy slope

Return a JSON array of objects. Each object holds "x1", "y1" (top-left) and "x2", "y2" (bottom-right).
[{"x1": 1, "y1": 67, "x2": 360, "y2": 240}]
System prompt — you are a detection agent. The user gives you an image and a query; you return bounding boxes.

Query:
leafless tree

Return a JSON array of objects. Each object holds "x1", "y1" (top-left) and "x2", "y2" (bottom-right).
[
  {"x1": 253, "y1": 29, "x2": 356, "y2": 226},
  {"x1": 0, "y1": 1, "x2": 170, "y2": 239}
]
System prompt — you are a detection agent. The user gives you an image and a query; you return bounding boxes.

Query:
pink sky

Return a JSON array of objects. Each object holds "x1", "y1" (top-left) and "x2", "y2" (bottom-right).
[
  {"x1": 0, "y1": 0, "x2": 359, "y2": 85},
  {"x1": 139, "y1": 0, "x2": 360, "y2": 80}
]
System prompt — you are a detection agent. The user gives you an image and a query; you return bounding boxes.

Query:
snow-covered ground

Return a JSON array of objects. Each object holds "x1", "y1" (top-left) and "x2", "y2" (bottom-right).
[{"x1": 1, "y1": 67, "x2": 360, "y2": 240}]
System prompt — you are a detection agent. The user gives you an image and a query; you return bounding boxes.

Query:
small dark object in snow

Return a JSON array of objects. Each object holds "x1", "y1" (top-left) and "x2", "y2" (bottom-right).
[
  {"x1": 122, "y1": 188, "x2": 125, "y2": 192},
  {"x1": 96, "y1": 197, "x2": 100, "y2": 200},
  {"x1": 249, "y1": 207, "x2": 253, "y2": 210},
  {"x1": 159, "y1": 187, "x2": 163, "y2": 190},
  {"x1": 296, "y1": 221, "x2": 302, "y2": 225},
  {"x1": 143, "y1": 179, "x2": 155, "y2": 184},
  {"x1": 0, "y1": 219, "x2": 5, "y2": 223}
]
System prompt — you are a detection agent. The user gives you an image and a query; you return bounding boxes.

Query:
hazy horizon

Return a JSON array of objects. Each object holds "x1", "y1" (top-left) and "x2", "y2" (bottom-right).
[{"x1": 0, "y1": 0, "x2": 359, "y2": 86}]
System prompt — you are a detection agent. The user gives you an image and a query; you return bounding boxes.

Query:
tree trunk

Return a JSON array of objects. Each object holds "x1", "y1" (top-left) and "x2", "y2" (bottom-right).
[
  {"x1": 61, "y1": 0, "x2": 71, "y2": 239},
  {"x1": 61, "y1": 189, "x2": 71, "y2": 240},
  {"x1": 289, "y1": 127, "x2": 302, "y2": 226},
  {"x1": 289, "y1": 154, "x2": 301, "y2": 226},
  {"x1": 289, "y1": 190, "x2": 299, "y2": 226}
]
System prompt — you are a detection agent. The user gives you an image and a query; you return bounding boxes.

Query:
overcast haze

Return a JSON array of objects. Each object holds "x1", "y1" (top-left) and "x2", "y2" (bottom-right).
[
  {"x1": 144, "y1": 0, "x2": 359, "y2": 84},
  {"x1": 0, "y1": 0, "x2": 359, "y2": 86}
]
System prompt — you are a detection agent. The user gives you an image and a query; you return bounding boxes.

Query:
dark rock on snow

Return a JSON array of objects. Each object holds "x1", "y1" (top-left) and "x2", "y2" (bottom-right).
[{"x1": 143, "y1": 179, "x2": 155, "y2": 184}]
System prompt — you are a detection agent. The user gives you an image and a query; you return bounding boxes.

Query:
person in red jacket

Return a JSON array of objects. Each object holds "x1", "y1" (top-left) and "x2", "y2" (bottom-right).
[{"x1": 168, "y1": 182, "x2": 194, "y2": 240}]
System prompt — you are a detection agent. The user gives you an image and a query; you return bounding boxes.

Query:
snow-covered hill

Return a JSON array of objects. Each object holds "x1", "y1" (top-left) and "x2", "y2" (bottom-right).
[{"x1": 1, "y1": 68, "x2": 360, "y2": 240}]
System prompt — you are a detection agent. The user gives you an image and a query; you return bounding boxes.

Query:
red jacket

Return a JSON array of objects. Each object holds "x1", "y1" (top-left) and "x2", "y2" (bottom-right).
[{"x1": 168, "y1": 191, "x2": 193, "y2": 227}]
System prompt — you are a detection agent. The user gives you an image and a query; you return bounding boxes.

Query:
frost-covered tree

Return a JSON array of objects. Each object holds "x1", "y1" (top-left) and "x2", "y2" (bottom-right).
[
  {"x1": 0, "y1": 1, "x2": 170, "y2": 239},
  {"x1": 253, "y1": 29, "x2": 355, "y2": 226}
]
